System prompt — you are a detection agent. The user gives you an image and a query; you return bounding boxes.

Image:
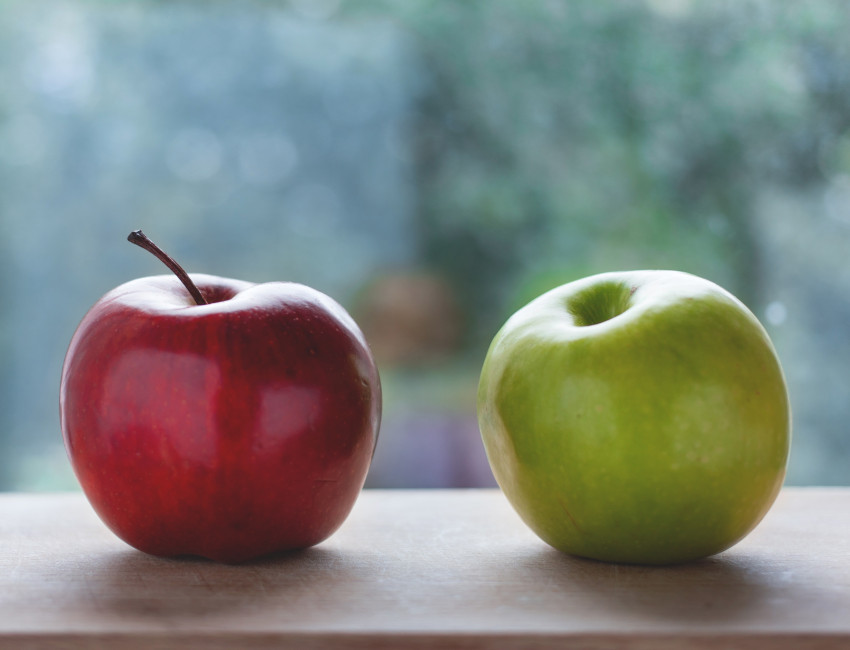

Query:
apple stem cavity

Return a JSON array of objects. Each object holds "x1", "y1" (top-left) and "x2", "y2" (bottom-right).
[
  {"x1": 127, "y1": 230, "x2": 208, "y2": 306},
  {"x1": 567, "y1": 281, "x2": 634, "y2": 327}
]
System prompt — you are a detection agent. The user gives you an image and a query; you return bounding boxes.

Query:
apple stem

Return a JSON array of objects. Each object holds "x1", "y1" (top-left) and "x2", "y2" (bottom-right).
[{"x1": 127, "y1": 230, "x2": 208, "y2": 306}]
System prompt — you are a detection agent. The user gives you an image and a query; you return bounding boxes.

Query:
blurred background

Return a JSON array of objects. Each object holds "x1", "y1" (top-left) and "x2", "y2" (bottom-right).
[{"x1": 1, "y1": 0, "x2": 848, "y2": 490}]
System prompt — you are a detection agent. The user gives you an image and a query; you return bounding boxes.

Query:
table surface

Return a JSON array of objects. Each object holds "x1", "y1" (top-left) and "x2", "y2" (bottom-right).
[{"x1": 0, "y1": 488, "x2": 848, "y2": 649}]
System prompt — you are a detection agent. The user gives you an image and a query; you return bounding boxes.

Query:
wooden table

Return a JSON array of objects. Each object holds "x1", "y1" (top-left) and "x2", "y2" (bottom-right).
[{"x1": 0, "y1": 488, "x2": 848, "y2": 649}]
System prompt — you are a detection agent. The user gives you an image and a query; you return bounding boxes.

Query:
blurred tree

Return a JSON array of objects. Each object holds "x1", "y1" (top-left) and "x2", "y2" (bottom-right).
[
  {"x1": 3, "y1": 0, "x2": 850, "y2": 487},
  {"x1": 342, "y1": 1, "x2": 836, "y2": 343}
]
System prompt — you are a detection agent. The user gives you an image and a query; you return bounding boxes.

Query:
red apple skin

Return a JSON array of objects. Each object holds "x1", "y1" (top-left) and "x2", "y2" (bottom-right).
[{"x1": 60, "y1": 273, "x2": 381, "y2": 563}]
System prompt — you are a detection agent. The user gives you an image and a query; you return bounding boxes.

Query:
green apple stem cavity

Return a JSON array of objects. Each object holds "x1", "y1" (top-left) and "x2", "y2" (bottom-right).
[
  {"x1": 566, "y1": 281, "x2": 635, "y2": 326},
  {"x1": 127, "y1": 230, "x2": 208, "y2": 306}
]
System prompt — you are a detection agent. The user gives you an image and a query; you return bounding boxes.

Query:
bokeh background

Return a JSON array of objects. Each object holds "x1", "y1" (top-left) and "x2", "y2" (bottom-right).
[{"x1": 1, "y1": 0, "x2": 848, "y2": 490}]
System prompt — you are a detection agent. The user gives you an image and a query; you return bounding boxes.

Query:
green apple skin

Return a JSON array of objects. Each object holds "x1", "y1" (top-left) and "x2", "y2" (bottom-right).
[{"x1": 478, "y1": 270, "x2": 791, "y2": 565}]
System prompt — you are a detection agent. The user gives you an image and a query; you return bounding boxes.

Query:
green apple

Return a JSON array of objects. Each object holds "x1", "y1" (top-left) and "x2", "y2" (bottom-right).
[{"x1": 478, "y1": 270, "x2": 791, "y2": 565}]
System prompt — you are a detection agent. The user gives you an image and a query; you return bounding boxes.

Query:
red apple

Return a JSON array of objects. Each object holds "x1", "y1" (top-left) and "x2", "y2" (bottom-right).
[{"x1": 59, "y1": 232, "x2": 381, "y2": 562}]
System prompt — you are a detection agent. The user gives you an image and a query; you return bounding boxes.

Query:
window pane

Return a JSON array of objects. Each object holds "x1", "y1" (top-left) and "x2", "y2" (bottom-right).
[{"x1": 1, "y1": 0, "x2": 847, "y2": 489}]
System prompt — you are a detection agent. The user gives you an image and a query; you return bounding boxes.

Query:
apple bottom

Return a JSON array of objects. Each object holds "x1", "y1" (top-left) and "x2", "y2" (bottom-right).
[
  {"x1": 504, "y1": 469, "x2": 783, "y2": 566},
  {"x1": 78, "y1": 446, "x2": 373, "y2": 563}
]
